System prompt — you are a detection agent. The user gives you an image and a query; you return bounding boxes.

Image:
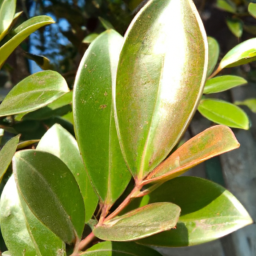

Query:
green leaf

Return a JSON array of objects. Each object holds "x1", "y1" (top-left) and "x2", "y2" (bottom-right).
[
  {"x1": 0, "y1": 70, "x2": 69, "y2": 117},
  {"x1": 248, "y1": 3, "x2": 256, "y2": 18},
  {"x1": 37, "y1": 124, "x2": 98, "y2": 223},
  {"x1": 216, "y1": 0, "x2": 236, "y2": 13},
  {"x1": 99, "y1": 17, "x2": 114, "y2": 29},
  {"x1": 2, "y1": 252, "x2": 11, "y2": 256},
  {"x1": 73, "y1": 30, "x2": 131, "y2": 206},
  {"x1": 135, "y1": 177, "x2": 253, "y2": 247},
  {"x1": 83, "y1": 33, "x2": 99, "y2": 44},
  {"x1": 93, "y1": 202, "x2": 180, "y2": 241},
  {"x1": 235, "y1": 98, "x2": 256, "y2": 113},
  {"x1": 0, "y1": 176, "x2": 66, "y2": 256},
  {"x1": 0, "y1": 15, "x2": 54, "y2": 68},
  {"x1": 146, "y1": 125, "x2": 239, "y2": 183},
  {"x1": 207, "y1": 37, "x2": 220, "y2": 77},
  {"x1": 226, "y1": 18, "x2": 243, "y2": 38},
  {"x1": 17, "y1": 139, "x2": 39, "y2": 150},
  {"x1": 215, "y1": 38, "x2": 256, "y2": 73},
  {"x1": 204, "y1": 75, "x2": 247, "y2": 94},
  {"x1": 24, "y1": 52, "x2": 54, "y2": 70},
  {"x1": 198, "y1": 99, "x2": 249, "y2": 130},
  {"x1": 115, "y1": 0, "x2": 208, "y2": 180},
  {"x1": 0, "y1": 0, "x2": 16, "y2": 41},
  {"x1": 16, "y1": 91, "x2": 73, "y2": 121},
  {"x1": 0, "y1": 177, "x2": 37, "y2": 256},
  {"x1": 0, "y1": 135, "x2": 19, "y2": 182},
  {"x1": 81, "y1": 241, "x2": 162, "y2": 256},
  {"x1": 13, "y1": 150, "x2": 85, "y2": 243}
]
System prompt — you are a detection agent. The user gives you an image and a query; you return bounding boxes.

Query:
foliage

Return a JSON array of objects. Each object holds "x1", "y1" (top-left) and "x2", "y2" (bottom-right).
[{"x1": 0, "y1": 0, "x2": 254, "y2": 255}]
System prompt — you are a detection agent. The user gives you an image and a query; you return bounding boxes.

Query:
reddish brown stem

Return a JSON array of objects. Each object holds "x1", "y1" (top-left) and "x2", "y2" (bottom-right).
[{"x1": 78, "y1": 232, "x2": 95, "y2": 251}]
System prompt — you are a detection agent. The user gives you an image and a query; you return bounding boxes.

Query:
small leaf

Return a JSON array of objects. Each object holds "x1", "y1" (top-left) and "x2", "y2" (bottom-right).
[
  {"x1": 0, "y1": 176, "x2": 66, "y2": 256},
  {"x1": 207, "y1": 37, "x2": 220, "y2": 77},
  {"x1": 83, "y1": 33, "x2": 99, "y2": 44},
  {"x1": 13, "y1": 150, "x2": 85, "y2": 243},
  {"x1": 0, "y1": 16, "x2": 54, "y2": 68},
  {"x1": 135, "y1": 177, "x2": 253, "y2": 247},
  {"x1": 0, "y1": 70, "x2": 69, "y2": 117},
  {"x1": 93, "y1": 202, "x2": 180, "y2": 241},
  {"x1": 198, "y1": 99, "x2": 249, "y2": 130},
  {"x1": 99, "y1": 17, "x2": 114, "y2": 29},
  {"x1": 248, "y1": 3, "x2": 256, "y2": 18},
  {"x1": 204, "y1": 75, "x2": 247, "y2": 94},
  {"x1": 0, "y1": 0, "x2": 16, "y2": 41},
  {"x1": 214, "y1": 38, "x2": 256, "y2": 75},
  {"x1": 0, "y1": 135, "x2": 19, "y2": 182},
  {"x1": 226, "y1": 18, "x2": 243, "y2": 38},
  {"x1": 73, "y1": 30, "x2": 131, "y2": 206},
  {"x1": 37, "y1": 124, "x2": 98, "y2": 223},
  {"x1": 17, "y1": 91, "x2": 73, "y2": 121},
  {"x1": 235, "y1": 98, "x2": 256, "y2": 113},
  {"x1": 17, "y1": 139, "x2": 39, "y2": 150},
  {"x1": 0, "y1": 177, "x2": 37, "y2": 256},
  {"x1": 81, "y1": 241, "x2": 162, "y2": 256},
  {"x1": 115, "y1": 0, "x2": 208, "y2": 180},
  {"x1": 216, "y1": 0, "x2": 236, "y2": 13},
  {"x1": 146, "y1": 125, "x2": 239, "y2": 183},
  {"x1": 24, "y1": 52, "x2": 54, "y2": 70}
]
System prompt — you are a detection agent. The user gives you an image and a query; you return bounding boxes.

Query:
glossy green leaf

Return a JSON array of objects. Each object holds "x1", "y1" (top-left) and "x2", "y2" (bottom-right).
[
  {"x1": 215, "y1": 38, "x2": 256, "y2": 74},
  {"x1": 226, "y1": 18, "x2": 243, "y2": 38},
  {"x1": 0, "y1": 135, "x2": 19, "y2": 182},
  {"x1": 99, "y1": 17, "x2": 114, "y2": 29},
  {"x1": 17, "y1": 91, "x2": 73, "y2": 121},
  {"x1": 235, "y1": 98, "x2": 256, "y2": 113},
  {"x1": 81, "y1": 241, "x2": 162, "y2": 256},
  {"x1": 0, "y1": 176, "x2": 66, "y2": 256},
  {"x1": 13, "y1": 150, "x2": 85, "y2": 243},
  {"x1": 198, "y1": 99, "x2": 249, "y2": 129},
  {"x1": 207, "y1": 37, "x2": 220, "y2": 77},
  {"x1": 146, "y1": 125, "x2": 239, "y2": 183},
  {"x1": 216, "y1": 0, "x2": 236, "y2": 13},
  {"x1": 0, "y1": 177, "x2": 37, "y2": 256},
  {"x1": 73, "y1": 30, "x2": 131, "y2": 206},
  {"x1": 0, "y1": 0, "x2": 16, "y2": 41},
  {"x1": 37, "y1": 124, "x2": 98, "y2": 223},
  {"x1": 115, "y1": 0, "x2": 208, "y2": 180},
  {"x1": 24, "y1": 52, "x2": 54, "y2": 70},
  {"x1": 83, "y1": 33, "x2": 99, "y2": 44},
  {"x1": 94, "y1": 202, "x2": 180, "y2": 241},
  {"x1": 134, "y1": 177, "x2": 253, "y2": 247},
  {"x1": 0, "y1": 16, "x2": 54, "y2": 68},
  {"x1": 204, "y1": 75, "x2": 247, "y2": 94},
  {"x1": 0, "y1": 71, "x2": 69, "y2": 117},
  {"x1": 17, "y1": 139, "x2": 39, "y2": 150},
  {"x1": 248, "y1": 3, "x2": 256, "y2": 18}
]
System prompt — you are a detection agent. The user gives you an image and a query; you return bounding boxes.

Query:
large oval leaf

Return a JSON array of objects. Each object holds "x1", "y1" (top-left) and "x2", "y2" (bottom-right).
[
  {"x1": 207, "y1": 37, "x2": 220, "y2": 77},
  {"x1": 198, "y1": 99, "x2": 249, "y2": 130},
  {"x1": 115, "y1": 0, "x2": 208, "y2": 180},
  {"x1": 0, "y1": 177, "x2": 37, "y2": 256},
  {"x1": 204, "y1": 75, "x2": 247, "y2": 94},
  {"x1": 93, "y1": 202, "x2": 180, "y2": 241},
  {"x1": 146, "y1": 125, "x2": 239, "y2": 183},
  {"x1": 0, "y1": 0, "x2": 16, "y2": 41},
  {"x1": 0, "y1": 16, "x2": 54, "y2": 68},
  {"x1": 126, "y1": 177, "x2": 252, "y2": 246},
  {"x1": 0, "y1": 135, "x2": 19, "y2": 182},
  {"x1": 81, "y1": 241, "x2": 162, "y2": 256},
  {"x1": 0, "y1": 71, "x2": 69, "y2": 117},
  {"x1": 73, "y1": 30, "x2": 131, "y2": 206},
  {"x1": 0, "y1": 176, "x2": 66, "y2": 256},
  {"x1": 13, "y1": 150, "x2": 85, "y2": 243},
  {"x1": 37, "y1": 124, "x2": 98, "y2": 223}
]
